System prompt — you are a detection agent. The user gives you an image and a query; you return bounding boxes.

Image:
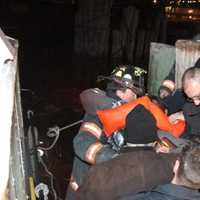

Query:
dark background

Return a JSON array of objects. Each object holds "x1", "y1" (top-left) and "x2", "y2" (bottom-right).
[{"x1": 1, "y1": 0, "x2": 200, "y2": 93}]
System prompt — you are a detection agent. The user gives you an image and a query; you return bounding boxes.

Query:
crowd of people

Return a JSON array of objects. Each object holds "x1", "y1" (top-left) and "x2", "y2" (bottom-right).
[{"x1": 65, "y1": 58, "x2": 200, "y2": 200}]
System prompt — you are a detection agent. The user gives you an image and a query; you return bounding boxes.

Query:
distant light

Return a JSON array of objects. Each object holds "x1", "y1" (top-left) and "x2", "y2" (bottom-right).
[
  {"x1": 165, "y1": 6, "x2": 172, "y2": 12},
  {"x1": 188, "y1": 9, "x2": 194, "y2": 14},
  {"x1": 153, "y1": 0, "x2": 157, "y2": 4},
  {"x1": 189, "y1": 15, "x2": 192, "y2": 19}
]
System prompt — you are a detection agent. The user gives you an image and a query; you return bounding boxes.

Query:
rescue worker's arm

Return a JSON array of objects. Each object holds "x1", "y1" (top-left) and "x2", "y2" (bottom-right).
[
  {"x1": 73, "y1": 118, "x2": 118, "y2": 165},
  {"x1": 168, "y1": 111, "x2": 185, "y2": 124}
]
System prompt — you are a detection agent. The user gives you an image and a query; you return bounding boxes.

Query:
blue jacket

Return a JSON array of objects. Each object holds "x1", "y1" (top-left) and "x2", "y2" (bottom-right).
[{"x1": 120, "y1": 183, "x2": 200, "y2": 200}]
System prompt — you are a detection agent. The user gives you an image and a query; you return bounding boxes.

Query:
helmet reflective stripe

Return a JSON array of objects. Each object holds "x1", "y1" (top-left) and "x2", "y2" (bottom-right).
[
  {"x1": 85, "y1": 142, "x2": 103, "y2": 164},
  {"x1": 120, "y1": 67, "x2": 126, "y2": 71},
  {"x1": 80, "y1": 122, "x2": 102, "y2": 139},
  {"x1": 114, "y1": 70, "x2": 123, "y2": 77}
]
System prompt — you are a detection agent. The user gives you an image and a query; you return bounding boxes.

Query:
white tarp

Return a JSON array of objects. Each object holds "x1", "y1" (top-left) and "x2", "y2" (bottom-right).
[{"x1": 0, "y1": 28, "x2": 17, "y2": 200}]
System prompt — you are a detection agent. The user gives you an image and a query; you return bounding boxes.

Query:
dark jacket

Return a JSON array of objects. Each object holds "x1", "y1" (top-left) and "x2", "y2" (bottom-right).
[
  {"x1": 76, "y1": 151, "x2": 177, "y2": 200},
  {"x1": 182, "y1": 102, "x2": 200, "y2": 137},
  {"x1": 162, "y1": 89, "x2": 186, "y2": 115},
  {"x1": 120, "y1": 183, "x2": 200, "y2": 200}
]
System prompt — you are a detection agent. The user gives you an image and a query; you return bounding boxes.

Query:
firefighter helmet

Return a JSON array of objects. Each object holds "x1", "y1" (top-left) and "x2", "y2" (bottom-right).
[{"x1": 98, "y1": 65, "x2": 147, "y2": 96}]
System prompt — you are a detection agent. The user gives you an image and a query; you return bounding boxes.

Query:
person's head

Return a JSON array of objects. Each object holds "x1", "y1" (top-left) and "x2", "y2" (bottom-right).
[
  {"x1": 182, "y1": 66, "x2": 200, "y2": 106},
  {"x1": 172, "y1": 143, "x2": 200, "y2": 189},
  {"x1": 159, "y1": 80, "x2": 176, "y2": 99},
  {"x1": 99, "y1": 65, "x2": 146, "y2": 102}
]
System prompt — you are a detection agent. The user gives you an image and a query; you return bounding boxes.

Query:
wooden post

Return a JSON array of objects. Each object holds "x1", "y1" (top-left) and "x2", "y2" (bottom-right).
[
  {"x1": 148, "y1": 42, "x2": 175, "y2": 96},
  {"x1": 175, "y1": 40, "x2": 200, "y2": 88}
]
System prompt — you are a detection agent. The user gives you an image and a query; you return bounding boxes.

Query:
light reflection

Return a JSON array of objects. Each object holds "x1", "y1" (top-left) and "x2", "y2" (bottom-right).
[{"x1": 188, "y1": 9, "x2": 194, "y2": 14}]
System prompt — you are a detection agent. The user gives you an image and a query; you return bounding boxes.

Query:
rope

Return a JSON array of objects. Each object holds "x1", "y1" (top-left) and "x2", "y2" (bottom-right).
[
  {"x1": 39, "y1": 127, "x2": 60, "y2": 151},
  {"x1": 38, "y1": 156, "x2": 58, "y2": 200},
  {"x1": 38, "y1": 120, "x2": 83, "y2": 151},
  {"x1": 59, "y1": 120, "x2": 83, "y2": 132}
]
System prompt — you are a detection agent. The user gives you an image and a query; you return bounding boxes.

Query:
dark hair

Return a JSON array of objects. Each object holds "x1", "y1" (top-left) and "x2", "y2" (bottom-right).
[{"x1": 177, "y1": 143, "x2": 200, "y2": 189}]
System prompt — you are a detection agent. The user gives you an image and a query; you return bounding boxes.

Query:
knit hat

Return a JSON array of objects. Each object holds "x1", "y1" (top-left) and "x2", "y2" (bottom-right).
[{"x1": 124, "y1": 104, "x2": 157, "y2": 144}]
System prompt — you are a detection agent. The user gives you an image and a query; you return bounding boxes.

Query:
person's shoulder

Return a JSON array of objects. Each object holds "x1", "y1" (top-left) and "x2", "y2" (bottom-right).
[
  {"x1": 80, "y1": 88, "x2": 115, "y2": 115},
  {"x1": 118, "y1": 191, "x2": 163, "y2": 200}
]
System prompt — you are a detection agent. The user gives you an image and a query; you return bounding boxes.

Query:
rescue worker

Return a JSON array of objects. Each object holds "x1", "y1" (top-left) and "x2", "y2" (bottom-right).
[
  {"x1": 158, "y1": 35, "x2": 200, "y2": 115},
  {"x1": 158, "y1": 65, "x2": 200, "y2": 143},
  {"x1": 65, "y1": 65, "x2": 146, "y2": 200}
]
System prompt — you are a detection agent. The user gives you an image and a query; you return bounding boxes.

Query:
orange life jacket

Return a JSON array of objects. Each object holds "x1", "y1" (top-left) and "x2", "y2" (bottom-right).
[{"x1": 97, "y1": 96, "x2": 185, "y2": 138}]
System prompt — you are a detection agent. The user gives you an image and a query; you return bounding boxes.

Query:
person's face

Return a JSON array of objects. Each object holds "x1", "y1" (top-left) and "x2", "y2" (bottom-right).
[
  {"x1": 159, "y1": 88, "x2": 171, "y2": 99},
  {"x1": 183, "y1": 80, "x2": 200, "y2": 106},
  {"x1": 116, "y1": 88, "x2": 137, "y2": 102}
]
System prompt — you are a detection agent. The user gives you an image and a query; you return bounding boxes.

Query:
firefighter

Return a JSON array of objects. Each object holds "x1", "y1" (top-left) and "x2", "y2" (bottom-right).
[{"x1": 65, "y1": 65, "x2": 146, "y2": 200}]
